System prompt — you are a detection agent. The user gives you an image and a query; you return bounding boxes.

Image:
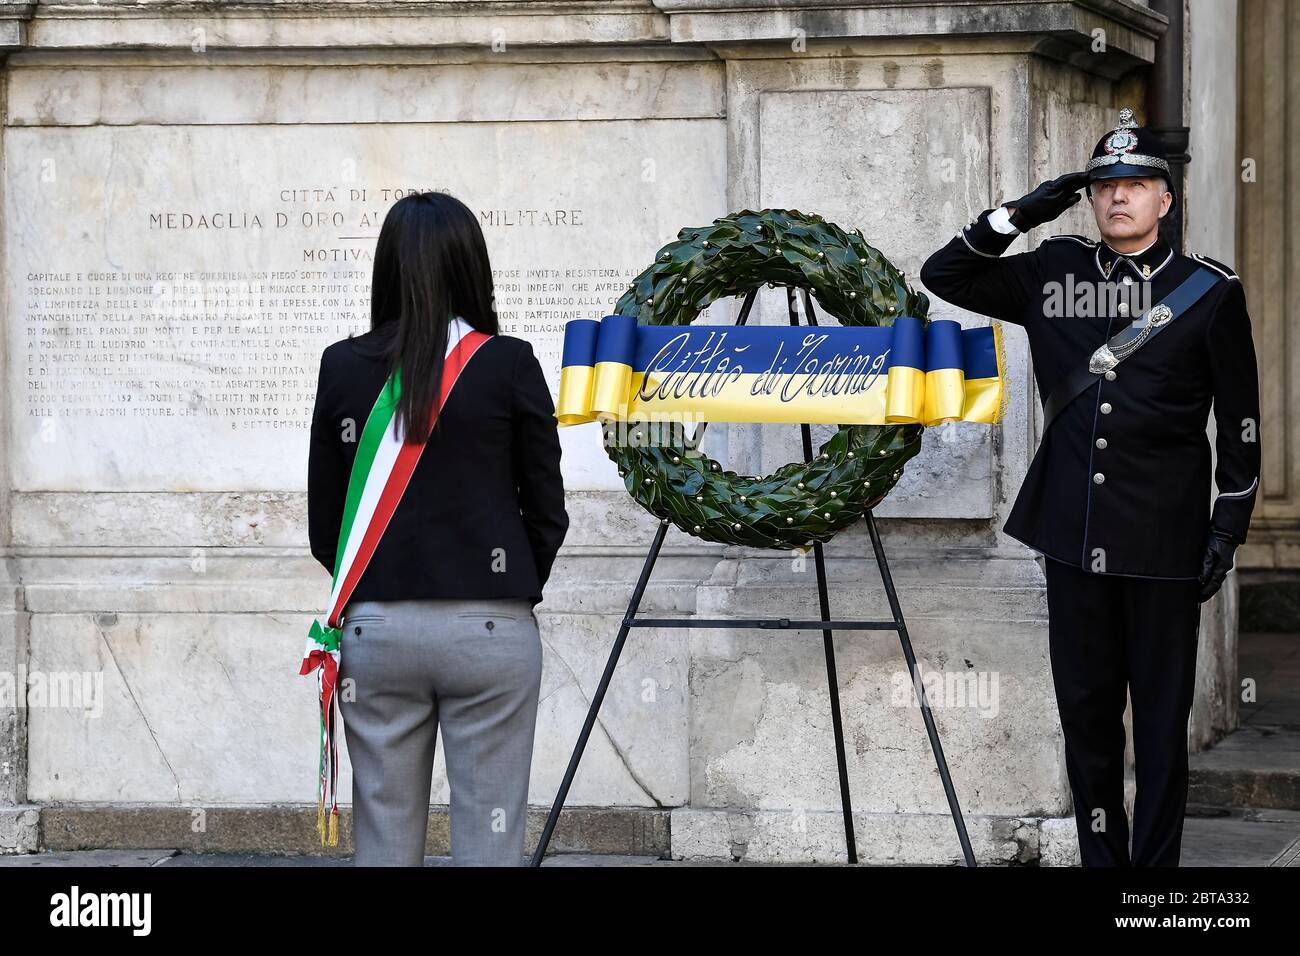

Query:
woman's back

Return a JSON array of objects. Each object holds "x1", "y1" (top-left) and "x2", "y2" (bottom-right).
[
  {"x1": 307, "y1": 323, "x2": 567, "y2": 605},
  {"x1": 302, "y1": 191, "x2": 567, "y2": 864}
]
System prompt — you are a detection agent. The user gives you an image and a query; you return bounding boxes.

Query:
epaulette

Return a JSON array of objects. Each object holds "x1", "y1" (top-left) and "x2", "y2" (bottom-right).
[
  {"x1": 1042, "y1": 234, "x2": 1098, "y2": 247},
  {"x1": 1190, "y1": 253, "x2": 1239, "y2": 281}
]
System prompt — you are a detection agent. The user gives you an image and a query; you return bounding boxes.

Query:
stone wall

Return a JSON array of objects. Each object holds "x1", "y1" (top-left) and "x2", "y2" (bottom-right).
[
  {"x1": 0, "y1": 0, "x2": 1207, "y2": 863},
  {"x1": 1186, "y1": 0, "x2": 1241, "y2": 752},
  {"x1": 1236, "y1": 0, "x2": 1300, "y2": 575}
]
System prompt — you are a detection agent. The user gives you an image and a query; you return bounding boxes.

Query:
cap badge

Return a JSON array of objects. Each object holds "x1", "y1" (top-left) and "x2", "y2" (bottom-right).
[{"x1": 1105, "y1": 129, "x2": 1138, "y2": 154}]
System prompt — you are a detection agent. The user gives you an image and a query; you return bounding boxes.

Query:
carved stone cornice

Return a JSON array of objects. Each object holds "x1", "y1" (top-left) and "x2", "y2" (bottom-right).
[
  {"x1": 4, "y1": 0, "x2": 1168, "y2": 70},
  {"x1": 656, "y1": 0, "x2": 1168, "y2": 73}
]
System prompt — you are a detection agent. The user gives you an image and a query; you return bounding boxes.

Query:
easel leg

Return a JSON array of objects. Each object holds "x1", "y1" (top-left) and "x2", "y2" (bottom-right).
[
  {"x1": 787, "y1": 287, "x2": 859, "y2": 863},
  {"x1": 811, "y1": 538, "x2": 860, "y2": 864},
  {"x1": 530, "y1": 520, "x2": 670, "y2": 866},
  {"x1": 866, "y1": 512, "x2": 978, "y2": 867}
]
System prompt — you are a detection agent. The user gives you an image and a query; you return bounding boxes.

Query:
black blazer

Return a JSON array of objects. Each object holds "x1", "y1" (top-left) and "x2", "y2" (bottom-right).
[
  {"x1": 307, "y1": 325, "x2": 569, "y2": 605},
  {"x1": 920, "y1": 210, "x2": 1260, "y2": 579}
]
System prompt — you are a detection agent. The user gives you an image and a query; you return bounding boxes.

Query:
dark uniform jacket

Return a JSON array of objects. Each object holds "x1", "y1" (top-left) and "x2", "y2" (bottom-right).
[
  {"x1": 920, "y1": 208, "x2": 1261, "y2": 579},
  {"x1": 307, "y1": 325, "x2": 569, "y2": 604}
]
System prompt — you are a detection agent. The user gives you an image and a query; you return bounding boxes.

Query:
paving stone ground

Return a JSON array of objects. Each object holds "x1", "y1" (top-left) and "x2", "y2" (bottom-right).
[
  {"x1": 0, "y1": 849, "x2": 753, "y2": 867},
  {"x1": 2, "y1": 807, "x2": 1297, "y2": 868}
]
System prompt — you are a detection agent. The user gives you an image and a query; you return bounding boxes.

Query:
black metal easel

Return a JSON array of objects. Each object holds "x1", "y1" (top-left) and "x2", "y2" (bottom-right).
[{"x1": 530, "y1": 285, "x2": 976, "y2": 867}]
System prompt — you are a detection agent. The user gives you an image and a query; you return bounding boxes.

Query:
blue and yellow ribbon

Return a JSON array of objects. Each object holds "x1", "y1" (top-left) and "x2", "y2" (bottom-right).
[{"x1": 556, "y1": 314, "x2": 1005, "y2": 427}]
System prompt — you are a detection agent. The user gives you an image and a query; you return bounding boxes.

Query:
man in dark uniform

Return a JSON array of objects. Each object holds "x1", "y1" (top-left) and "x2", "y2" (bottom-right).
[{"x1": 920, "y1": 108, "x2": 1261, "y2": 866}]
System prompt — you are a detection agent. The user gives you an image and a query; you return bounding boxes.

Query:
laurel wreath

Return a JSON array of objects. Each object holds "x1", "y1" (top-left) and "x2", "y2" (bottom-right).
[{"x1": 605, "y1": 208, "x2": 927, "y2": 549}]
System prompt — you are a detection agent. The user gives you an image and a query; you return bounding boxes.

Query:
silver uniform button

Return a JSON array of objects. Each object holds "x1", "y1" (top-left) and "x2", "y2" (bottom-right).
[
  {"x1": 1096, "y1": 437, "x2": 1108, "y2": 449},
  {"x1": 1122, "y1": 275, "x2": 1133, "y2": 285},
  {"x1": 1104, "y1": 369, "x2": 1117, "y2": 381},
  {"x1": 1093, "y1": 472, "x2": 1105, "y2": 484},
  {"x1": 1100, "y1": 402, "x2": 1112, "y2": 414},
  {"x1": 1118, "y1": 302, "x2": 1129, "y2": 315}
]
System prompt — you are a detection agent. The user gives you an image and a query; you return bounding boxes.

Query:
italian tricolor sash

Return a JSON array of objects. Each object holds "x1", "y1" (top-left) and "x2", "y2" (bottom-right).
[{"x1": 300, "y1": 318, "x2": 491, "y2": 846}]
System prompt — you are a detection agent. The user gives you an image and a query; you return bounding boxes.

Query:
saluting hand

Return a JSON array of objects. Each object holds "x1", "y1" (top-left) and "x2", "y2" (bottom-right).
[
  {"x1": 1002, "y1": 171, "x2": 1091, "y2": 231},
  {"x1": 1198, "y1": 528, "x2": 1240, "y2": 603}
]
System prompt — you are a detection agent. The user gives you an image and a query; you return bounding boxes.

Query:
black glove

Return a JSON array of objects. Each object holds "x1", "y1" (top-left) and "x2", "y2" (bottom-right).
[
  {"x1": 1003, "y1": 171, "x2": 1091, "y2": 231},
  {"x1": 1198, "y1": 527, "x2": 1240, "y2": 603}
]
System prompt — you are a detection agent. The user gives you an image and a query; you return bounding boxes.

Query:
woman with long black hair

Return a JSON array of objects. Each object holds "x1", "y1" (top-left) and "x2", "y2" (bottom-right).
[{"x1": 306, "y1": 191, "x2": 568, "y2": 866}]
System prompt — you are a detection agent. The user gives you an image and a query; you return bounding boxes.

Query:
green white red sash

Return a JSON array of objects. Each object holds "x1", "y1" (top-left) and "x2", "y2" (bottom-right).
[{"x1": 300, "y1": 317, "x2": 490, "y2": 845}]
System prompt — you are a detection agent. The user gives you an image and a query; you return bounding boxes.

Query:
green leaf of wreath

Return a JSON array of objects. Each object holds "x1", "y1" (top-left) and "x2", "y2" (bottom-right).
[{"x1": 606, "y1": 208, "x2": 927, "y2": 549}]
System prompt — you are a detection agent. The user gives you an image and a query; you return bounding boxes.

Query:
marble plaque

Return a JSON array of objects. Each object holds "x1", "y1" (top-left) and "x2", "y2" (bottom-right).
[{"x1": 5, "y1": 119, "x2": 726, "y2": 491}]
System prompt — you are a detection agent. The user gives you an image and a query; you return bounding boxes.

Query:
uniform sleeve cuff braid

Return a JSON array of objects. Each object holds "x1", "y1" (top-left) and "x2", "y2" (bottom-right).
[{"x1": 959, "y1": 209, "x2": 1020, "y2": 258}]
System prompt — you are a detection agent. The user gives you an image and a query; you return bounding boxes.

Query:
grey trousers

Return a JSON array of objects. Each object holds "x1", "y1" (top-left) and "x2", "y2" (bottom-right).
[{"x1": 337, "y1": 596, "x2": 542, "y2": 866}]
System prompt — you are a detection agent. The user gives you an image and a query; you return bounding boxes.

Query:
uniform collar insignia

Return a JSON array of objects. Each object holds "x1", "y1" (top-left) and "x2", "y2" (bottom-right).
[{"x1": 1095, "y1": 234, "x2": 1173, "y2": 281}]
